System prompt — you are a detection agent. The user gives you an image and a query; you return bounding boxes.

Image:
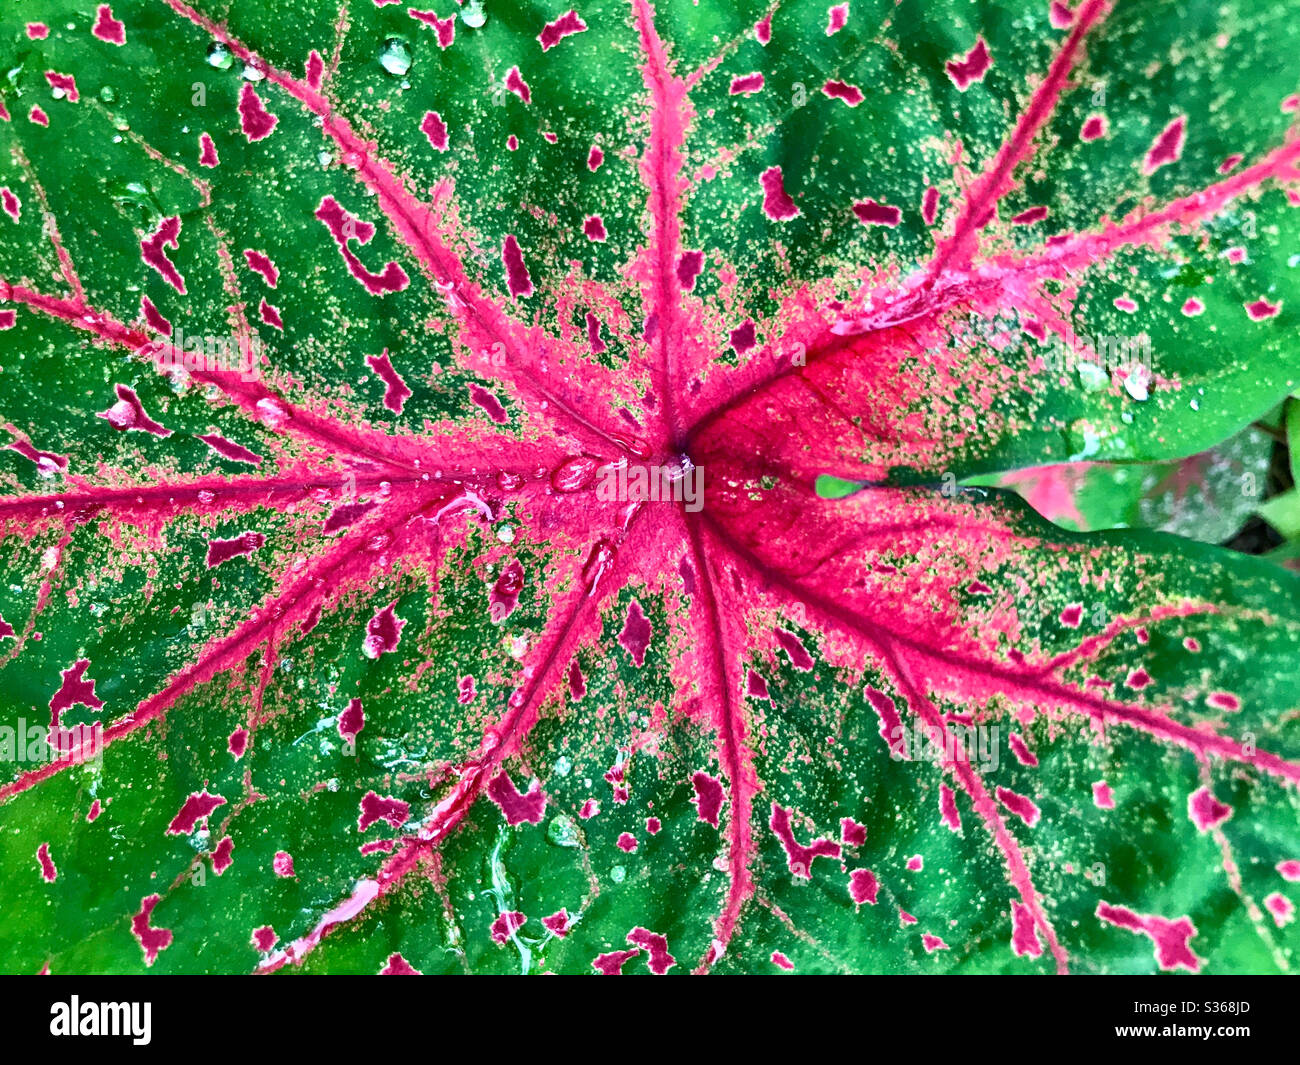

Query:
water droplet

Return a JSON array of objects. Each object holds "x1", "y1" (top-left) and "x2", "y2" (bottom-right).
[
  {"x1": 547, "y1": 814, "x2": 580, "y2": 847},
  {"x1": 554, "y1": 755, "x2": 572, "y2": 777},
  {"x1": 461, "y1": 1, "x2": 487, "y2": 28},
  {"x1": 581, "y1": 539, "x2": 617, "y2": 593},
  {"x1": 198, "y1": 489, "x2": 216, "y2": 504},
  {"x1": 610, "y1": 865, "x2": 626, "y2": 884},
  {"x1": 496, "y1": 524, "x2": 516, "y2": 544},
  {"x1": 317, "y1": 150, "x2": 332, "y2": 167},
  {"x1": 550, "y1": 456, "x2": 599, "y2": 493},
  {"x1": 206, "y1": 42, "x2": 234, "y2": 70},
  {"x1": 378, "y1": 38, "x2": 412, "y2": 77},
  {"x1": 241, "y1": 63, "x2": 265, "y2": 82},
  {"x1": 496, "y1": 470, "x2": 523, "y2": 491},
  {"x1": 255, "y1": 397, "x2": 289, "y2": 427}
]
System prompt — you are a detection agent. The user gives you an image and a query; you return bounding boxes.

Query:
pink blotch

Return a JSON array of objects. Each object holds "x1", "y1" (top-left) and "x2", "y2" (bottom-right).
[
  {"x1": 489, "y1": 559, "x2": 524, "y2": 622},
  {"x1": 592, "y1": 948, "x2": 639, "y2": 975},
  {"x1": 646, "y1": 817, "x2": 661, "y2": 835},
  {"x1": 729, "y1": 319, "x2": 757, "y2": 354},
  {"x1": 1276, "y1": 860, "x2": 1300, "y2": 882},
  {"x1": 198, "y1": 132, "x2": 219, "y2": 168},
  {"x1": 759, "y1": 166, "x2": 800, "y2": 220},
  {"x1": 252, "y1": 926, "x2": 278, "y2": 952},
  {"x1": 677, "y1": 249, "x2": 705, "y2": 290},
  {"x1": 841, "y1": 817, "x2": 867, "y2": 847},
  {"x1": 36, "y1": 843, "x2": 57, "y2": 882},
  {"x1": 906, "y1": 854, "x2": 923, "y2": 872},
  {"x1": 822, "y1": 79, "x2": 864, "y2": 106},
  {"x1": 379, "y1": 952, "x2": 422, "y2": 974},
  {"x1": 921, "y1": 185, "x2": 940, "y2": 224},
  {"x1": 1218, "y1": 153, "x2": 1243, "y2": 173},
  {"x1": 1081, "y1": 114, "x2": 1108, "y2": 141},
  {"x1": 826, "y1": 3, "x2": 849, "y2": 35},
  {"x1": 1181, "y1": 297, "x2": 1205, "y2": 316},
  {"x1": 140, "y1": 215, "x2": 186, "y2": 293},
  {"x1": 922, "y1": 934, "x2": 949, "y2": 953},
  {"x1": 206, "y1": 531, "x2": 265, "y2": 568},
  {"x1": 358, "y1": 792, "x2": 410, "y2": 831},
  {"x1": 585, "y1": 312, "x2": 605, "y2": 353},
  {"x1": 1184, "y1": 637, "x2": 1201, "y2": 652},
  {"x1": 946, "y1": 38, "x2": 992, "y2": 90},
  {"x1": 852, "y1": 199, "x2": 901, "y2": 226},
  {"x1": 29, "y1": 106, "x2": 49, "y2": 127},
  {"x1": 131, "y1": 895, "x2": 173, "y2": 966},
  {"x1": 237, "y1": 83, "x2": 277, "y2": 142},
  {"x1": 8, "y1": 437, "x2": 68, "y2": 472},
  {"x1": 899, "y1": 909, "x2": 918, "y2": 925},
  {"x1": 1059, "y1": 604, "x2": 1083, "y2": 628},
  {"x1": 409, "y1": 9, "x2": 455, "y2": 48},
  {"x1": 538, "y1": 9, "x2": 587, "y2": 50},
  {"x1": 0, "y1": 187, "x2": 17, "y2": 221},
  {"x1": 1093, "y1": 781, "x2": 1115, "y2": 809},
  {"x1": 486, "y1": 771, "x2": 546, "y2": 825},
  {"x1": 212, "y1": 836, "x2": 234, "y2": 875},
  {"x1": 775, "y1": 628, "x2": 813, "y2": 670},
  {"x1": 755, "y1": 13, "x2": 772, "y2": 44},
  {"x1": 457, "y1": 675, "x2": 477, "y2": 704},
  {"x1": 506, "y1": 134, "x2": 519, "y2": 151},
  {"x1": 617, "y1": 832, "x2": 638, "y2": 853},
  {"x1": 567, "y1": 660, "x2": 586, "y2": 701},
  {"x1": 691, "y1": 771, "x2": 725, "y2": 827},
  {"x1": 244, "y1": 249, "x2": 279, "y2": 287},
  {"x1": 1012, "y1": 205, "x2": 1048, "y2": 225},
  {"x1": 1011, "y1": 900, "x2": 1043, "y2": 958},
  {"x1": 1187, "y1": 787, "x2": 1231, "y2": 832},
  {"x1": 619, "y1": 600, "x2": 652, "y2": 666},
  {"x1": 258, "y1": 299, "x2": 282, "y2": 330},
  {"x1": 363, "y1": 600, "x2": 405, "y2": 658},
  {"x1": 365, "y1": 349, "x2": 412, "y2": 414},
  {"x1": 196, "y1": 433, "x2": 261, "y2": 464},
  {"x1": 92, "y1": 5, "x2": 126, "y2": 45},
  {"x1": 338, "y1": 698, "x2": 364, "y2": 742},
  {"x1": 140, "y1": 295, "x2": 171, "y2": 334},
  {"x1": 579, "y1": 799, "x2": 599, "y2": 819},
  {"x1": 305, "y1": 51, "x2": 324, "y2": 90},
  {"x1": 468, "y1": 383, "x2": 508, "y2": 423},
  {"x1": 49, "y1": 659, "x2": 103, "y2": 724},
  {"x1": 1008, "y1": 733, "x2": 1038, "y2": 767},
  {"x1": 44, "y1": 72, "x2": 79, "y2": 102},
  {"x1": 98, "y1": 384, "x2": 170, "y2": 436},
  {"x1": 746, "y1": 670, "x2": 769, "y2": 699},
  {"x1": 583, "y1": 215, "x2": 607, "y2": 242},
  {"x1": 1264, "y1": 893, "x2": 1294, "y2": 928},
  {"x1": 1283, "y1": 94, "x2": 1300, "y2": 114},
  {"x1": 1113, "y1": 296, "x2": 1138, "y2": 313},
  {"x1": 730, "y1": 72, "x2": 765, "y2": 96},
  {"x1": 228, "y1": 728, "x2": 249, "y2": 758},
  {"x1": 87, "y1": 799, "x2": 101, "y2": 822},
  {"x1": 27, "y1": 23, "x2": 49, "y2": 39},
  {"x1": 627, "y1": 928, "x2": 676, "y2": 974},
  {"x1": 1142, "y1": 116, "x2": 1186, "y2": 175},
  {"x1": 421, "y1": 110, "x2": 449, "y2": 151},
  {"x1": 770, "y1": 803, "x2": 841, "y2": 879},
  {"x1": 939, "y1": 783, "x2": 962, "y2": 831},
  {"x1": 502, "y1": 234, "x2": 533, "y2": 298},
  {"x1": 1049, "y1": 2, "x2": 1075, "y2": 28},
  {"x1": 166, "y1": 790, "x2": 226, "y2": 835},
  {"x1": 996, "y1": 786, "x2": 1040, "y2": 827},
  {"x1": 491, "y1": 911, "x2": 526, "y2": 944},
  {"x1": 1096, "y1": 902, "x2": 1202, "y2": 972},
  {"x1": 1223, "y1": 245, "x2": 1247, "y2": 264},
  {"x1": 587, "y1": 145, "x2": 604, "y2": 170},
  {"x1": 504, "y1": 66, "x2": 531, "y2": 103},
  {"x1": 848, "y1": 868, "x2": 878, "y2": 905},
  {"x1": 771, "y1": 951, "x2": 794, "y2": 970},
  {"x1": 1125, "y1": 668, "x2": 1151, "y2": 690},
  {"x1": 542, "y1": 909, "x2": 572, "y2": 937},
  {"x1": 1245, "y1": 298, "x2": 1280, "y2": 320},
  {"x1": 315, "y1": 196, "x2": 410, "y2": 296}
]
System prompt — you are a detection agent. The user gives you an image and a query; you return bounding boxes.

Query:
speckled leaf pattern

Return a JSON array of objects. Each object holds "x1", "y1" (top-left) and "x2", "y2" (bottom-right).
[{"x1": 1, "y1": 0, "x2": 1298, "y2": 975}]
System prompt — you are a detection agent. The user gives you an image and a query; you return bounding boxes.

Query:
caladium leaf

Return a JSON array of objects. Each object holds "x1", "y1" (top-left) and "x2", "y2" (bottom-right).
[
  {"x1": 1, "y1": 0, "x2": 1299, "y2": 976},
  {"x1": 974, "y1": 424, "x2": 1275, "y2": 542}
]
